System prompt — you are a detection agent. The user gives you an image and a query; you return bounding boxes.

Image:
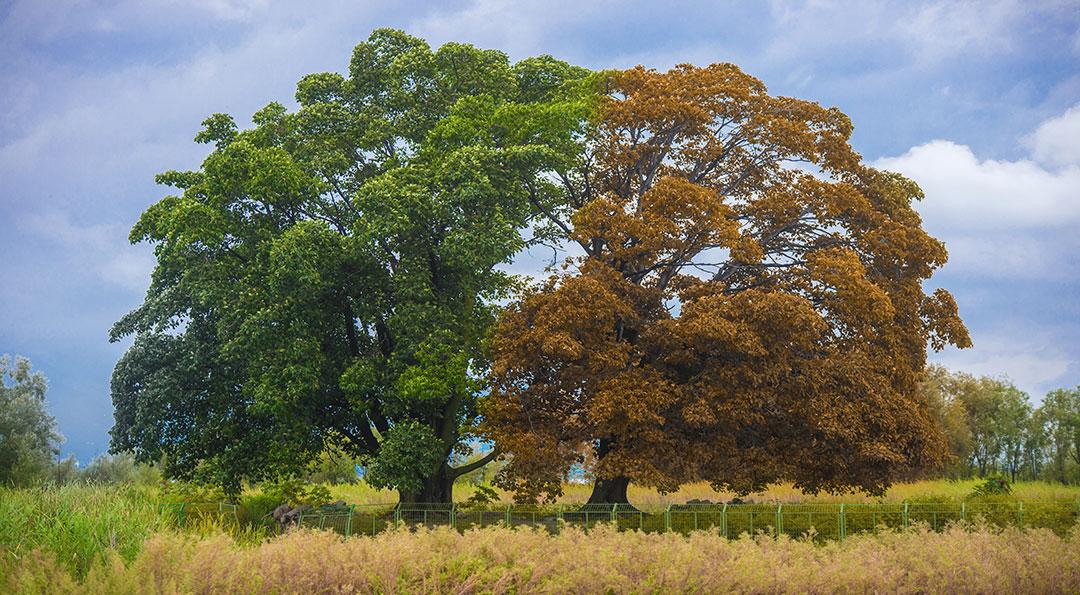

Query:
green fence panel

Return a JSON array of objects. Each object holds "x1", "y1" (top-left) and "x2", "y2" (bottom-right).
[
  {"x1": 842, "y1": 503, "x2": 906, "y2": 536},
  {"x1": 907, "y1": 502, "x2": 963, "y2": 531},
  {"x1": 778, "y1": 503, "x2": 844, "y2": 541},
  {"x1": 158, "y1": 498, "x2": 1080, "y2": 541}
]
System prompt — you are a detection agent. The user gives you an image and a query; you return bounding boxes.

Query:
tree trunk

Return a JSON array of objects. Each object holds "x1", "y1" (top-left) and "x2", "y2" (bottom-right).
[
  {"x1": 586, "y1": 475, "x2": 631, "y2": 505},
  {"x1": 398, "y1": 465, "x2": 453, "y2": 504}
]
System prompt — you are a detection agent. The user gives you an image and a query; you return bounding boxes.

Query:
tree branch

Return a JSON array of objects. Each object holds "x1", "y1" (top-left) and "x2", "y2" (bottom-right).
[{"x1": 448, "y1": 448, "x2": 500, "y2": 479}]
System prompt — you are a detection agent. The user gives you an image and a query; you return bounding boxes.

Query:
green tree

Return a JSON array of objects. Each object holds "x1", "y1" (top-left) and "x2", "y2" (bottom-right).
[
  {"x1": 954, "y1": 377, "x2": 1029, "y2": 477},
  {"x1": 0, "y1": 355, "x2": 61, "y2": 485},
  {"x1": 919, "y1": 365, "x2": 974, "y2": 476},
  {"x1": 1022, "y1": 406, "x2": 1049, "y2": 480},
  {"x1": 1041, "y1": 387, "x2": 1080, "y2": 483},
  {"x1": 996, "y1": 385, "x2": 1032, "y2": 482},
  {"x1": 110, "y1": 29, "x2": 594, "y2": 501}
]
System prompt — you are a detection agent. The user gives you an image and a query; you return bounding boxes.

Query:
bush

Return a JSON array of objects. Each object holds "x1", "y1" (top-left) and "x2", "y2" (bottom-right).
[{"x1": 969, "y1": 475, "x2": 1013, "y2": 498}]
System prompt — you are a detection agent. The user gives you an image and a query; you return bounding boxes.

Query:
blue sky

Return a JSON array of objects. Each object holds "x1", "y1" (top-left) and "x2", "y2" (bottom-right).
[{"x1": 1, "y1": 0, "x2": 1078, "y2": 464}]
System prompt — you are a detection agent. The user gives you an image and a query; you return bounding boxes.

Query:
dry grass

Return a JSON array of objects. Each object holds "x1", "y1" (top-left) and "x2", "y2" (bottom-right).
[{"x1": 5, "y1": 522, "x2": 1080, "y2": 594}]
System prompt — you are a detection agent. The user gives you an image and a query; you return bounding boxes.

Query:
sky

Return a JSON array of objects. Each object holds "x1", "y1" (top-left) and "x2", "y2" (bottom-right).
[{"x1": 1, "y1": 0, "x2": 1079, "y2": 464}]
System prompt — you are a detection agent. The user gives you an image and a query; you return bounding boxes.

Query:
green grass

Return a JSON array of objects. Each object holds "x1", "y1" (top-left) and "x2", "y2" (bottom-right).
[{"x1": 0, "y1": 484, "x2": 168, "y2": 578}]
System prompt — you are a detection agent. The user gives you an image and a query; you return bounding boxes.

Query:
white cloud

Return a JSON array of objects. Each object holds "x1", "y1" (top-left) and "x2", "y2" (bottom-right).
[
  {"x1": 931, "y1": 331, "x2": 1073, "y2": 400},
  {"x1": 1026, "y1": 103, "x2": 1080, "y2": 168},
  {"x1": 766, "y1": 0, "x2": 1024, "y2": 68},
  {"x1": 881, "y1": 104, "x2": 1080, "y2": 394},
  {"x1": 875, "y1": 140, "x2": 1080, "y2": 230}
]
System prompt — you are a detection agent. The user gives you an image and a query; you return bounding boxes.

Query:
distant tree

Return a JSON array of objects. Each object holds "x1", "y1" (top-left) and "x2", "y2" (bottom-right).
[
  {"x1": 110, "y1": 29, "x2": 595, "y2": 500},
  {"x1": 50, "y1": 454, "x2": 79, "y2": 484},
  {"x1": 1041, "y1": 387, "x2": 1080, "y2": 483},
  {"x1": 956, "y1": 378, "x2": 1032, "y2": 478},
  {"x1": 919, "y1": 365, "x2": 974, "y2": 476},
  {"x1": 81, "y1": 452, "x2": 139, "y2": 484},
  {"x1": 482, "y1": 64, "x2": 971, "y2": 504},
  {"x1": 1022, "y1": 407, "x2": 1049, "y2": 480},
  {"x1": 0, "y1": 355, "x2": 61, "y2": 486},
  {"x1": 996, "y1": 385, "x2": 1032, "y2": 482}
]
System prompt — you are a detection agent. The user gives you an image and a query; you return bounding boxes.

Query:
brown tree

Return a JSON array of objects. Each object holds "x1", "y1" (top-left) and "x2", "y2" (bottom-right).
[{"x1": 481, "y1": 64, "x2": 971, "y2": 504}]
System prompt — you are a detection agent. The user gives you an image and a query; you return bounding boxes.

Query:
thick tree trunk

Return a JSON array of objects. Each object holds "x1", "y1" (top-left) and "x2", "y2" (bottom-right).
[
  {"x1": 398, "y1": 465, "x2": 453, "y2": 504},
  {"x1": 586, "y1": 475, "x2": 631, "y2": 505}
]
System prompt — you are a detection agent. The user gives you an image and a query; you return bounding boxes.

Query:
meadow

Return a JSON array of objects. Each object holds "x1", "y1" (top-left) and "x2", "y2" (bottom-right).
[{"x1": 3, "y1": 480, "x2": 1080, "y2": 592}]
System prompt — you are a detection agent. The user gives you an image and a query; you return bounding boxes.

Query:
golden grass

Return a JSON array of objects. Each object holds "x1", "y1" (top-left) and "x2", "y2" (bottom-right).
[{"x1": 6, "y1": 523, "x2": 1079, "y2": 593}]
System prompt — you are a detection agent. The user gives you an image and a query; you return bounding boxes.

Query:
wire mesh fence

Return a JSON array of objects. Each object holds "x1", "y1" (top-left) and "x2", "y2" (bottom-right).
[{"x1": 160, "y1": 499, "x2": 1080, "y2": 540}]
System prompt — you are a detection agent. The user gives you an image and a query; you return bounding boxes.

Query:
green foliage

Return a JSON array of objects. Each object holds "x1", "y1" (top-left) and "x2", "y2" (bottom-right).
[
  {"x1": 260, "y1": 478, "x2": 332, "y2": 508},
  {"x1": 109, "y1": 28, "x2": 595, "y2": 500},
  {"x1": 0, "y1": 355, "x2": 60, "y2": 486},
  {"x1": 363, "y1": 421, "x2": 444, "y2": 495},
  {"x1": 968, "y1": 476, "x2": 1012, "y2": 499},
  {"x1": 305, "y1": 448, "x2": 359, "y2": 485},
  {"x1": 461, "y1": 484, "x2": 500, "y2": 509}
]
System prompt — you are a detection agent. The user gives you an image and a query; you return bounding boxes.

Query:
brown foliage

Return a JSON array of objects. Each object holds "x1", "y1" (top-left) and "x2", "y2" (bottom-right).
[{"x1": 482, "y1": 63, "x2": 971, "y2": 502}]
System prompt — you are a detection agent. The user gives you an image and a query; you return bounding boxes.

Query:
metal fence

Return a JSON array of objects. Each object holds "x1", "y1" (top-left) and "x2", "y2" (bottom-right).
[{"x1": 164, "y1": 500, "x2": 1080, "y2": 541}]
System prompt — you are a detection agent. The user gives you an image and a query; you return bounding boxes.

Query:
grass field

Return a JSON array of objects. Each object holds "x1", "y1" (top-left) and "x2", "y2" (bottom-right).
[{"x1": 3, "y1": 480, "x2": 1080, "y2": 592}]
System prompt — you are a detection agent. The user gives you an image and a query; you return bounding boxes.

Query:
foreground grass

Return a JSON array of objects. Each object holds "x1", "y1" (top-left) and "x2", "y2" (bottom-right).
[
  {"x1": 4, "y1": 480, "x2": 1079, "y2": 584},
  {"x1": 5, "y1": 523, "x2": 1080, "y2": 594}
]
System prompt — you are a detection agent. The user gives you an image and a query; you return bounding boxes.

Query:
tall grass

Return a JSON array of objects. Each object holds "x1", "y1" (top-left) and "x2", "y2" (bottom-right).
[
  {"x1": 0, "y1": 484, "x2": 167, "y2": 578},
  {"x1": 4, "y1": 523, "x2": 1079, "y2": 593}
]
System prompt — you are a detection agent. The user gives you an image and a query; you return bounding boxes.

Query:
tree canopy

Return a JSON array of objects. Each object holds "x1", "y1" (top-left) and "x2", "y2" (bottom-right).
[
  {"x1": 110, "y1": 29, "x2": 594, "y2": 500},
  {"x1": 481, "y1": 64, "x2": 972, "y2": 503},
  {"x1": 0, "y1": 355, "x2": 60, "y2": 486}
]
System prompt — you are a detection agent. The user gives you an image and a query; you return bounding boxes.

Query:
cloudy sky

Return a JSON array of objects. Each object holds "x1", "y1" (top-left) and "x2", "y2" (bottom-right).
[{"x1": 1, "y1": 0, "x2": 1079, "y2": 464}]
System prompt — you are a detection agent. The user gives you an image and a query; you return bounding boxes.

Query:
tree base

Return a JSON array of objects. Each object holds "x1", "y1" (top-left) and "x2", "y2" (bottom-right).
[{"x1": 584, "y1": 476, "x2": 635, "y2": 510}]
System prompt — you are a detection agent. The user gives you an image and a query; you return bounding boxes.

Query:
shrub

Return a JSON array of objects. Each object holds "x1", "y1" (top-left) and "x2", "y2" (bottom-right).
[{"x1": 969, "y1": 475, "x2": 1013, "y2": 498}]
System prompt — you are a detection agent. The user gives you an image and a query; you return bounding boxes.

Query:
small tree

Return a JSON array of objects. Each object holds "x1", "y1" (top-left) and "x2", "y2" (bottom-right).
[{"x1": 0, "y1": 355, "x2": 61, "y2": 485}]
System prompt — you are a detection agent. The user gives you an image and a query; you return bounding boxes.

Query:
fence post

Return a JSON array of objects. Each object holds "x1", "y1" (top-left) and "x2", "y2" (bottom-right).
[
  {"x1": 961, "y1": 501, "x2": 966, "y2": 522},
  {"x1": 721, "y1": 503, "x2": 728, "y2": 538},
  {"x1": 903, "y1": 502, "x2": 909, "y2": 529},
  {"x1": 839, "y1": 504, "x2": 845, "y2": 542},
  {"x1": 776, "y1": 504, "x2": 782, "y2": 538},
  {"x1": 505, "y1": 504, "x2": 512, "y2": 528},
  {"x1": 346, "y1": 505, "x2": 354, "y2": 537},
  {"x1": 612, "y1": 503, "x2": 618, "y2": 523},
  {"x1": 393, "y1": 503, "x2": 401, "y2": 528},
  {"x1": 664, "y1": 505, "x2": 672, "y2": 533},
  {"x1": 450, "y1": 503, "x2": 456, "y2": 531}
]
